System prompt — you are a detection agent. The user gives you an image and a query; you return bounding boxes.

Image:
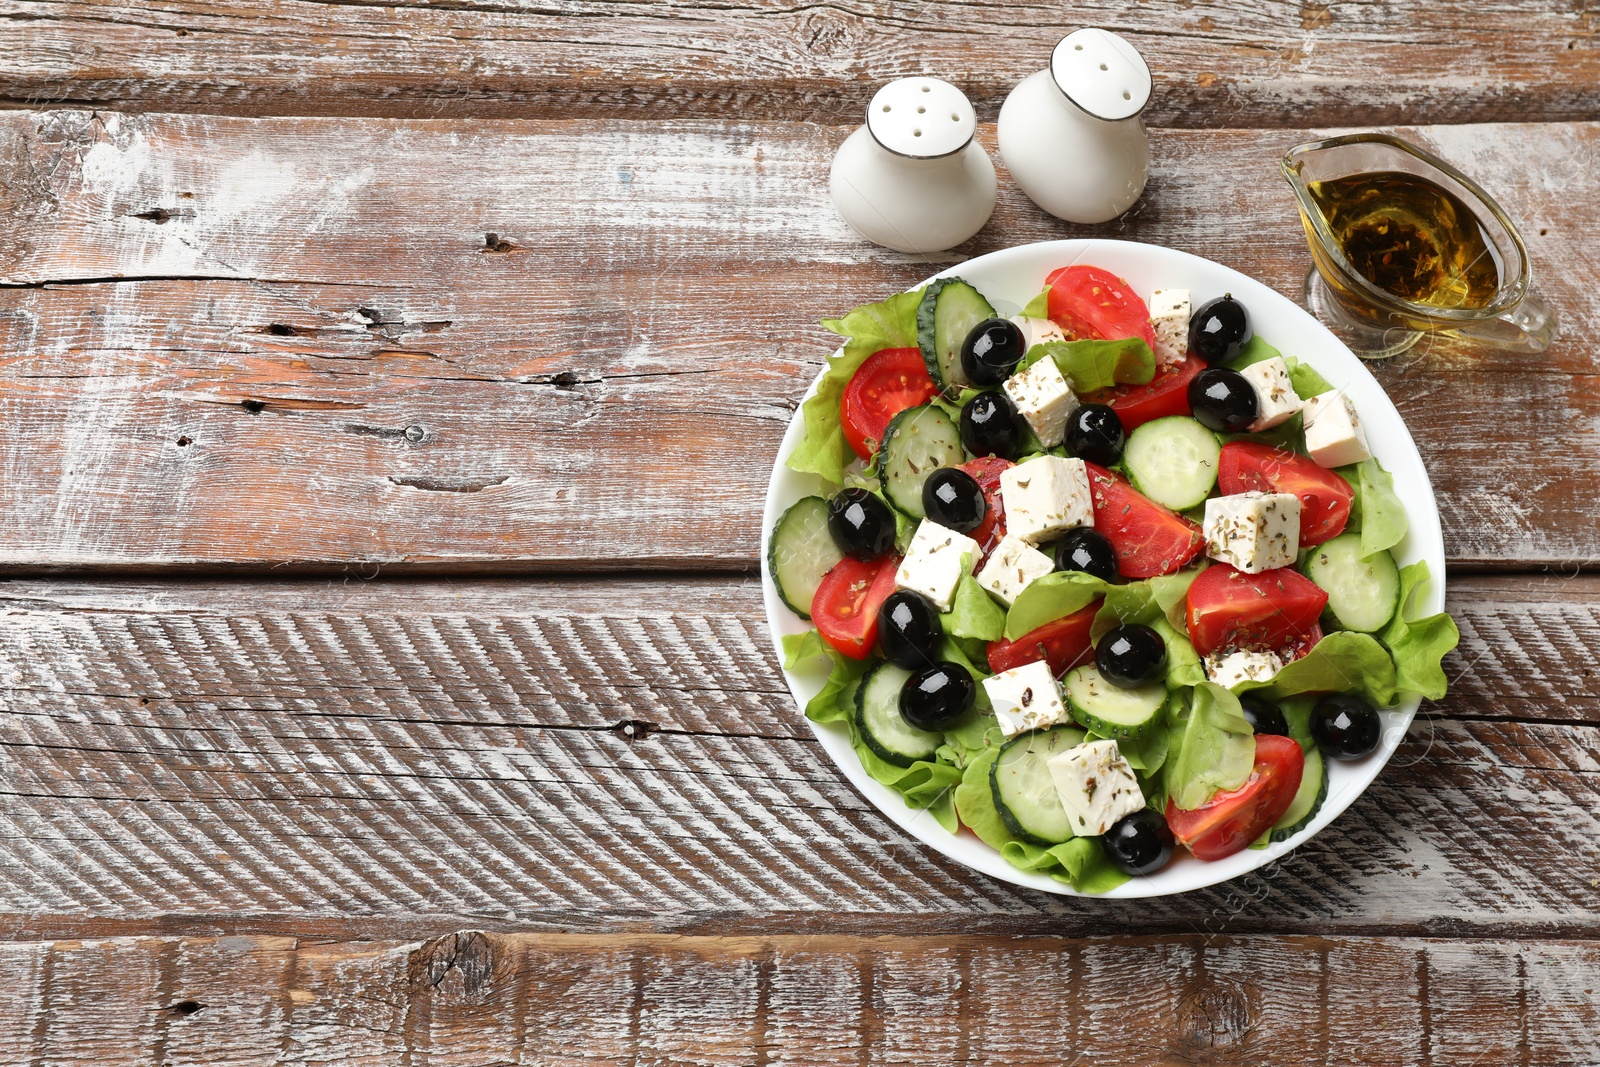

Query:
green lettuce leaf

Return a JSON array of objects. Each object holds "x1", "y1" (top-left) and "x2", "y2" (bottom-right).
[
  {"x1": 1357, "y1": 459, "x2": 1408, "y2": 557},
  {"x1": 1017, "y1": 337, "x2": 1156, "y2": 393},
  {"x1": 1004, "y1": 572, "x2": 1110, "y2": 640},
  {"x1": 781, "y1": 629, "x2": 831, "y2": 669},
  {"x1": 787, "y1": 287, "x2": 925, "y2": 483},
  {"x1": 1288, "y1": 360, "x2": 1332, "y2": 400},
  {"x1": 1379, "y1": 561, "x2": 1460, "y2": 701},
  {"x1": 953, "y1": 746, "x2": 1129, "y2": 893},
  {"x1": 941, "y1": 573, "x2": 1006, "y2": 642},
  {"x1": 1243, "y1": 630, "x2": 1398, "y2": 708},
  {"x1": 1224, "y1": 335, "x2": 1283, "y2": 370},
  {"x1": 1164, "y1": 682, "x2": 1256, "y2": 811},
  {"x1": 1019, "y1": 288, "x2": 1051, "y2": 319},
  {"x1": 802, "y1": 649, "x2": 961, "y2": 831},
  {"x1": 1152, "y1": 617, "x2": 1205, "y2": 689}
]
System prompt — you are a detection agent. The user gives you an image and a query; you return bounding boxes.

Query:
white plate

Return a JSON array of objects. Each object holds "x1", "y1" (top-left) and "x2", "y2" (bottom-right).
[{"x1": 760, "y1": 239, "x2": 1446, "y2": 898}]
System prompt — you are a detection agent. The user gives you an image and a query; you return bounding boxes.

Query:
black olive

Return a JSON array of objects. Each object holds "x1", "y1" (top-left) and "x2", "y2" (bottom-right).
[
  {"x1": 960, "y1": 318, "x2": 1028, "y2": 386},
  {"x1": 1065, "y1": 403, "x2": 1125, "y2": 465},
  {"x1": 921, "y1": 467, "x2": 986, "y2": 534},
  {"x1": 1095, "y1": 624, "x2": 1167, "y2": 689},
  {"x1": 1189, "y1": 293, "x2": 1252, "y2": 364},
  {"x1": 826, "y1": 488, "x2": 896, "y2": 561},
  {"x1": 900, "y1": 661, "x2": 975, "y2": 731},
  {"x1": 1054, "y1": 527, "x2": 1118, "y2": 581},
  {"x1": 1187, "y1": 367, "x2": 1259, "y2": 433},
  {"x1": 1238, "y1": 695, "x2": 1290, "y2": 737},
  {"x1": 1311, "y1": 693, "x2": 1381, "y2": 760},
  {"x1": 1102, "y1": 808, "x2": 1175, "y2": 876},
  {"x1": 960, "y1": 390, "x2": 1026, "y2": 460},
  {"x1": 877, "y1": 591, "x2": 943, "y2": 671}
]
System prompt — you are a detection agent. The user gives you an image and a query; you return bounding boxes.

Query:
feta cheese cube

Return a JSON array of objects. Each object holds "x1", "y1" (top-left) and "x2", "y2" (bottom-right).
[
  {"x1": 1301, "y1": 389, "x2": 1372, "y2": 468},
  {"x1": 976, "y1": 535, "x2": 1055, "y2": 606},
  {"x1": 1000, "y1": 456, "x2": 1094, "y2": 545},
  {"x1": 983, "y1": 660, "x2": 1068, "y2": 737},
  {"x1": 894, "y1": 520, "x2": 980, "y2": 613},
  {"x1": 1238, "y1": 356, "x2": 1302, "y2": 432},
  {"x1": 1047, "y1": 739, "x2": 1145, "y2": 837},
  {"x1": 1203, "y1": 649, "x2": 1286, "y2": 690},
  {"x1": 1002, "y1": 356, "x2": 1080, "y2": 448},
  {"x1": 1204, "y1": 491, "x2": 1301, "y2": 573},
  {"x1": 1149, "y1": 288, "x2": 1191, "y2": 368},
  {"x1": 1009, "y1": 315, "x2": 1067, "y2": 349}
]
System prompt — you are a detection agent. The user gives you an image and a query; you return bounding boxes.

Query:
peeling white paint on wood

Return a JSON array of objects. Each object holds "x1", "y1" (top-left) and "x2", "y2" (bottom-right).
[
  {"x1": 0, "y1": 574, "x2": 1593, "y2": 930},
  {"x1": 0, "y1": 113, "x2": 1594, "y2": 568},
  {"x1": 0, "y1": 0, "x2": 1596, "y2": 128}
]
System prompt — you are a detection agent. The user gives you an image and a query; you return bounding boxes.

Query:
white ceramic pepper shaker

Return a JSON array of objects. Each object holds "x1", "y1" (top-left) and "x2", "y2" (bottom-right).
[
  {"x1": 997, "y1": 29, "x2": 1152, "y2": 224},
  {"x1": 829, "y1": 77, "x2": 997, "y2": 254}
]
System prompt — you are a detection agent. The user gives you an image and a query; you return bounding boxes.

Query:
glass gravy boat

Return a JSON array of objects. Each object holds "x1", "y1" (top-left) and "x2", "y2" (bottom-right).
[{"x1": 1282, "y1": 133, "x2": 1558, "y2": 358}]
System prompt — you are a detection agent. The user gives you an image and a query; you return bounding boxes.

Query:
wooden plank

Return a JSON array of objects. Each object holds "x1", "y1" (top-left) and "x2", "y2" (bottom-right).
[
  {"x1": 0, "y1": 0, "x2": 1597, "y2": 128},
  {"x1": 0, "y1": 111, "x2": 1594, "y2": 569},
  {"x1": 0, "y1": 932, "x2": 1596, "y2": 1065},
  {"x1": 0, "y1": 573, "x2": 1594, "y2": 935}
]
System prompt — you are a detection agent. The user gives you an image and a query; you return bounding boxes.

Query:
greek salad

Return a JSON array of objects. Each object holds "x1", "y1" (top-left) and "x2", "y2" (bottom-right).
[{"x1": 772, "y1": 263, "x2": 1459, "y2": 892}]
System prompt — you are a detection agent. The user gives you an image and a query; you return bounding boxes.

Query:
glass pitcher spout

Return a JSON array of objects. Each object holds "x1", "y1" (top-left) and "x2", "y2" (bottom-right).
[{"x1": 1281, "y1": 133, "x2": 1558, "y2": 357}]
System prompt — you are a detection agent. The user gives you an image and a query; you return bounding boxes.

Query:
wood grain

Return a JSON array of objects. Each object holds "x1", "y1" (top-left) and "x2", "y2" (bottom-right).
[
  {"x1": 0, "y1": 573, "x2": 1593, "y2": 937},
  {"x1": 0, "y1": 110, "x2": 1594, "y2": 570},
  {"x1": 0, "y1": 0, "x2": 1597, "y2": 128},
  {"x1": 0, "y1": 931, "x2": 1597, "y2": 1065}
]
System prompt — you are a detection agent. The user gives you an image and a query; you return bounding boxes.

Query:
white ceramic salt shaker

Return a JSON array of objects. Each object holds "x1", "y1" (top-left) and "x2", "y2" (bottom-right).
[
  {"x1": 997, "y1": 29, "x2": 1152, "y2": 224},
  {"x1": 829, "y1": 77, "x2": 997, "y2": 254}
]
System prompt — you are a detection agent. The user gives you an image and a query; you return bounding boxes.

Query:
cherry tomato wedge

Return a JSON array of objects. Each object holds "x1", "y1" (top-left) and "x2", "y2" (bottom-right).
[
  {"x1": 1217, "y1": 441, "x2": 1354, "y2": 548},
  {"x1": 985, "y1": 599, "x2": 1103, "y2": 676},
  {"x1": 1083, "y1": 462, "x2": 1205, "y2": 579},
  {"x1": 812, "y1": 555, "x2": 900, "y2": 660},
  {"x1": 839, "y1": 347, "x2": 939, "y2": 461},
  {"x1": 1045, "y1": 265, "x2": 1157, "y2": 349},
  {"x1": 1281, "y1": 622, "x2": 1325, "y2": 662},
  {"x1": 959, "y1": 456, "x2": 1012, "y2": 563},
  {"x1": 1084, "y1": 353, "x2": 1205, "y2": 432},
  {"x1": 1185, "y1": 563, "x2": 1330, "y2": 657},
  {"x1": 1166, "y1": 735, "x2": 1306, "y2": 861}
]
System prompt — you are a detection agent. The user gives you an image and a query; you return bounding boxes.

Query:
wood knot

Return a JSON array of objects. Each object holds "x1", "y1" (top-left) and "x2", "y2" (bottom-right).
[
  {"x1": 1175, "y1": 980, "x2": 1258, "y2": 1051},
  {"x1": 483, "y1": 232, "x2": 518, "y2": 254},
  {"x1": 407, "y1": 931, "x2": 504, "y2": 1003},
  {"x1": 166, "y1": 999, "x2": 206, "y2": 1017},
  {"x1": 239, "y1": 399, "x2": 266, "y2": 414},
  {"x1": 613, "y1": 719, "x2": 658, "y2": 743}
]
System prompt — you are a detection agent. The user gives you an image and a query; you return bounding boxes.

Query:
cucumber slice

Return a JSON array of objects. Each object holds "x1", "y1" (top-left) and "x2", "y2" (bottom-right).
[
  {"x1": 1062, "y1": 665, "x2": 1167, "y2": 740},
  {"x1": 1270, "y1": 746, "x2": 1327, "y2": 842},
  {"x1": 917, "y1": 277, "x2": 996, "y2": 391},
  {"x1": 1303, "y1": 532, "x2": 1400, "y2": 632},
  {"x1": 768, "y1": 496, "x2": 843, "y2": 619},
  {"x1": 989, "y1": 724, "x2": 1087, "y2": 845},
  {"x1": 1122, "y1": 416, "x2": 1222, "y2": 511},
  {"x1": 876, "y1": 403, "x2": 965, "y2": 519},
  {"x1": 856, "y1": 662, "x2": 944, "y2": 768}
]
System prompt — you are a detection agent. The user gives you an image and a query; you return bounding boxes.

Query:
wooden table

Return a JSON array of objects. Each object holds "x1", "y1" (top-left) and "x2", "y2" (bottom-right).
[{"x1": 0, "y1": 3, "x2": 1596, "y2": 1063}]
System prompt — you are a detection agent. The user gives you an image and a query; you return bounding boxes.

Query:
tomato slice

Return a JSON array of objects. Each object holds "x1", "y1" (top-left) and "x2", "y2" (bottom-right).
[
  {"x1": 985, "y1": 599, "x2": 1102, "y2": 676},
  {"x1": 812, "y1": 555, "x2": 899, "y2": 660},
  {"x1": 1082, "y1": 462, "x2": 1205, "y2": 579},
  {"x1": 1045, "y1": 265, "x2": 1157, "y2": 349},
  {"x1": 839, "y1": 347, "x2": 938, "y2": 461},
  {"x1": 1217, "y1": 441, "x2": 1354, "y2": 548},
  {"x1": 1185, "y1": 563, "x2": 1330, "y2": 657},
  {"x1": 959, "y1": 456, "x2": 1012, "y2": 563},
  {"x1": 1085, "y1": 353, "x2": 1205, "y2": 432},
  {"x1": 1166, "y1": 735, "x2": 1306, "y2": 861}
]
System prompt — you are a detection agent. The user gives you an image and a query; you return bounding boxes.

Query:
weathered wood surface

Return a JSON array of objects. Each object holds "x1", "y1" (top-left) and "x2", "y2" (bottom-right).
[
  {"x1": 0, "y1": 573, "x2": 1593, "y2": 938},
  {"x1": 1, "y1": 0, "x2": 1598, "y2": 129},
  {"x1": 0, "y1": 931, "x2": 1597, "y2": 1066},
  {"x1": 0, "y1": 110, "x2": 1593, "y2": 571}
]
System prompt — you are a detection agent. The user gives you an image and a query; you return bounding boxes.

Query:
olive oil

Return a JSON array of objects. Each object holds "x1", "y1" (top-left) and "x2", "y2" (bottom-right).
[{"x1": 1306, "y1": 171, "x2": 1500, "y2": 310}]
